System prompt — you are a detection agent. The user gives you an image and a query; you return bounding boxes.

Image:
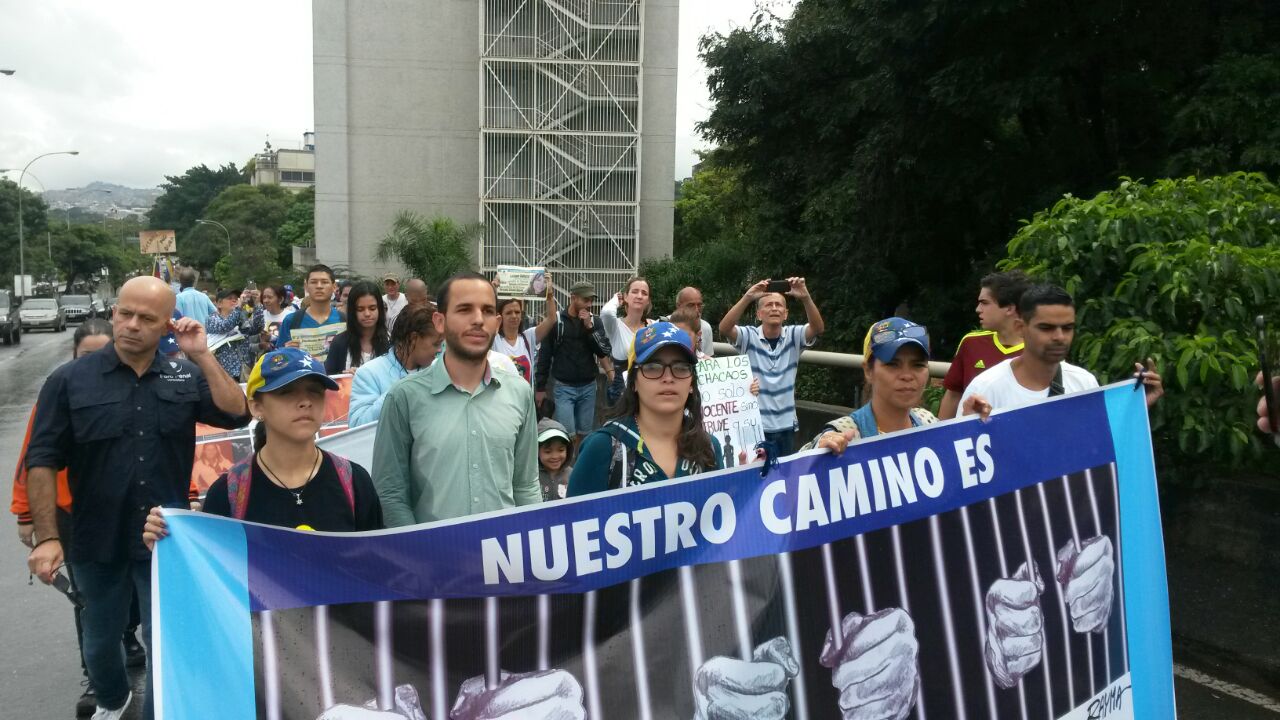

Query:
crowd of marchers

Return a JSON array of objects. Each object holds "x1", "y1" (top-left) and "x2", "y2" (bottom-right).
[{"x1": 20, "y1": 257, "x2": 1280, "y2": 720}]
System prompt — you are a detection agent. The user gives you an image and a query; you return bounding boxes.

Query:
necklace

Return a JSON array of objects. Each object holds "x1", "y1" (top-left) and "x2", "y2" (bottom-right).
[{"x1": 259, "y1": 449, "x2": 323, "y2": 505}]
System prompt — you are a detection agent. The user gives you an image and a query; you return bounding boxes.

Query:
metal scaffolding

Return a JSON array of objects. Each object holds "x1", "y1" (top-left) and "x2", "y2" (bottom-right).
[{"x1": 480, "y1": 0, "x2": 644, "y2": 302}]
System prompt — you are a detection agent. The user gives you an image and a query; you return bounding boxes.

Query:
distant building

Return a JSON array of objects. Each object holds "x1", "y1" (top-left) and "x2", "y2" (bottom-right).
[
  {"x1": 312, "y1": 0, "x2": 679, "y2": 293},
  {"x1": 251, "y1": 133, "x2": 316, "y2": 192}
]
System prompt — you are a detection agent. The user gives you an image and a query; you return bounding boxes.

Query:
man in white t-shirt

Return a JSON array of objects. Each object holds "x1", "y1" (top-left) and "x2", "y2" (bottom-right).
[
  {"x1": 383, "y1": 273, "x2": 409, "y2": 330},
  {"x1": 719, "y1": 277, "x2": 825, "y2": 455},
  {"x1": 961, "y1": 284, "x2": 1163, "y2": 417}
]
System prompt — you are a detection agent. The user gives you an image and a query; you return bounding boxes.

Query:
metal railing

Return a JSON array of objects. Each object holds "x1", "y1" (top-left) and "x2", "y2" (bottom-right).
[{"x1": 712, "y1": 342, "x2": 952, "y2": 378}]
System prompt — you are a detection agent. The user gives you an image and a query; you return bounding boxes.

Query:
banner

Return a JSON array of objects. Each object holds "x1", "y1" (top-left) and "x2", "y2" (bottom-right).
[
  {"x1": 192, "y1": 375, "x2": 353, "y2": 493},
  {"x1": 155, "y1": 383, "x2": 1173, "y2": 720},
  {"x1": 697, "y1": 354, "x2": 765, "y2": 469},
  {"x1": 495, "y1": 264, "x2": 548, "y2": 301},
  {"x1": 291, "y1": 323, "x2": 346, "y2": 360}
]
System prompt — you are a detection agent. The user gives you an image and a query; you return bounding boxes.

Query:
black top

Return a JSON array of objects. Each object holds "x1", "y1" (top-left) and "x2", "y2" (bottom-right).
[
  {"x1": 26, "y1": 343, "x2": 250, "y2": 563},
  {"x1": 534, "y1": 311, "x2": 612, "y2": 390},
  {"x1": 202, "y1": 453, "x2": 383, "y2": 531}
]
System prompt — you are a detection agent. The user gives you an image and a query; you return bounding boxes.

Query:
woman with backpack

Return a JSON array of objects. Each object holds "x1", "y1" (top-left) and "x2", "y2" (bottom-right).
[
  {"x1": 567, "y1": 322, "x2": 722, "y2": 495},
  {"x1": 143, "y1": 347, "x2": 382, "y2": 539}
]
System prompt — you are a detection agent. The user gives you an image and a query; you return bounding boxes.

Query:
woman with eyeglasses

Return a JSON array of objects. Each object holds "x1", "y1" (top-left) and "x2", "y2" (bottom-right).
[
  {"x1": 568, "y1": 322, "x2": 722, "y2": 496},
  {"x1": 805, "y1": 317, "x2": 937, "y2": 453}
]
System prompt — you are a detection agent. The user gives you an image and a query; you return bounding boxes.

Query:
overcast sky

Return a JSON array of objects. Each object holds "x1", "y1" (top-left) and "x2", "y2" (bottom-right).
[{"x1": 0, "y1": 0, "x2": 790, "y2": 193}]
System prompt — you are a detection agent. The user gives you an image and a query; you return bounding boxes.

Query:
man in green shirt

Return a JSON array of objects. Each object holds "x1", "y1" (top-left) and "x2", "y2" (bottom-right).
[{"x1": 371, "y1": 272, "x2": 541, "y2": 525}]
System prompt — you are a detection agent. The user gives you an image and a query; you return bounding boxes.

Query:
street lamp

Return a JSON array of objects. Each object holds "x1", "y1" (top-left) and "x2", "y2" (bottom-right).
[
  {"x1": 195, "y1": 219, "x2": 231, "y2": 256},
  {"x1": 17, "y1": 151, "x2": 79, "y2": 297}
]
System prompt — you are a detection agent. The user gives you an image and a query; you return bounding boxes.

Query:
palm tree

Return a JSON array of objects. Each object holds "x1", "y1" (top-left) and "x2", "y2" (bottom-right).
[{"x1": 375, "y1": 211, "x2": 481, "y2": 291}]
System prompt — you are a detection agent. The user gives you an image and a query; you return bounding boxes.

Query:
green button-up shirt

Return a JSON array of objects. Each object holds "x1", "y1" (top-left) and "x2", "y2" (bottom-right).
[{"x1": 371, "y1": 357, "x2": 541, "y2": 526}]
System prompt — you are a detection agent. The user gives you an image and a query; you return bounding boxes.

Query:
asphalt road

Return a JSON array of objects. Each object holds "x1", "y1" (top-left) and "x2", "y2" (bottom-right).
[{"x1": 0, "y1": 326, "x2": 1274, "y2": 719}]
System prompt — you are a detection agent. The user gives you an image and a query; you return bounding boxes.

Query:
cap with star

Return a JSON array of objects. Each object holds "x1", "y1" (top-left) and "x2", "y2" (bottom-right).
[
  {"x1": 628, "y1": 321, "x2": 696, "y2": 370},
  {"x1": 245, "y1": 347, "x2": 340, "y2": 400}
]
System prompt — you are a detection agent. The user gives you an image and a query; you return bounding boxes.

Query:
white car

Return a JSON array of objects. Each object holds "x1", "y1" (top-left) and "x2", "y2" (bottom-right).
[{"x1": 19, "y1": 298, "x2": 67, "y2": 333}]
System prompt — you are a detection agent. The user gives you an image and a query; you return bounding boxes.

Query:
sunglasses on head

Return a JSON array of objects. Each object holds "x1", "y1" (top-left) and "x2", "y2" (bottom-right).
[{"x1": 871, "y1": 324, "x2": 929, "y2": 347}]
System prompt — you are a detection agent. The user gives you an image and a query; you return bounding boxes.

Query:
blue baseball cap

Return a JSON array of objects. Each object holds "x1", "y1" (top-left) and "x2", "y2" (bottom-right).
[
  {"x1": 246, "y1": 347, "x2": 339, "y2": 399},
  {"x1": 865, "y1": 317, "x2": 930, "y2": 363},
  {"x1": 629, "y1": 321, "x2": 696, "y2": 370}
]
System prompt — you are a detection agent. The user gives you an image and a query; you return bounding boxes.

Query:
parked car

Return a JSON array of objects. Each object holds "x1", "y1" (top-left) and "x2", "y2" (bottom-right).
[
  {"x1": 91, "y1": 297, "x2": 107, "y2": 318},
  {"x1": 0, "y1": 290, "x2": 21, "y2": 345},
  {"x1": 60, "y1": 294, "x2": 95, "y2": 323},
  {"x1": 20, "y1": 297, "x2": 66, "y2": 333}
]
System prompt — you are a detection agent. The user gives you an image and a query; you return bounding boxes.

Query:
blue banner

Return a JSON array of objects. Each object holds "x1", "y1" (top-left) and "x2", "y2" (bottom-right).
[{"x1": 154, "y1": 383, "x2": 1173, "y2": 720}]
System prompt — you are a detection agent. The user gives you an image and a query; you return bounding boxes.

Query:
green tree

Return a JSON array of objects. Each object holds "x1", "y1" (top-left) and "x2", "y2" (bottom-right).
[
  {"x1": 642, "y1": 160, "x2": 760, "y2": 319},
  {"x1": 1002, "y1": 173, "x2": 1280, "y2": 477},
  {"x1": 276, "y1": 186, "x2": 315, "y2": 252},
  {"x1": 375, "y1": 212, "x2": 480, "y2": 291},
  {"x1": 696, "y1": 0, "x2": 1280, "y2": 355},
  {"x1": 47, "y1": 224, "x2": 150, "y2": 291},
  {"x1": 149, "y1": 163, "x2": 246, "y2": 270},
  {"x1": 198, "y1": 184, "x2": 297, "y2": 286},
  {"x1": 0, "y1": 179, "x2": 50, "y2": 290}
]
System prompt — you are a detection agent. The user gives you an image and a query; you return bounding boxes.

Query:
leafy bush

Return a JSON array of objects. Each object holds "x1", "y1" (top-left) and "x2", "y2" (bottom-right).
[
  {"x1": 375, "y1": 212, "x2": 480, "y2": 292},
  {"x1": 1002, "y1": 172, "x2": 1280, "y2": 476}
]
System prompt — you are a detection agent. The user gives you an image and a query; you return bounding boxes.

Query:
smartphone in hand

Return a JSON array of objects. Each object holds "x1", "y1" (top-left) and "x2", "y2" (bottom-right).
[{"x1": 765, "y1": 279, "x2": 792, "y2": 294}]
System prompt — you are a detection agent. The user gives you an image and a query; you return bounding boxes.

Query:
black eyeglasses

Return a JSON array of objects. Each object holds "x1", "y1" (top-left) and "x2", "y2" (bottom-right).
[{"x1": 637, "y1": 361, "x2": 694, "y2": 380}]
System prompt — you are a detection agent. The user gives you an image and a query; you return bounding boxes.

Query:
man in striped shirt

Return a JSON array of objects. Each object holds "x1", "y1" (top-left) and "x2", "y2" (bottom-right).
[{"x1": 719, "y1": 278, "x2": 824, "y2": 455}]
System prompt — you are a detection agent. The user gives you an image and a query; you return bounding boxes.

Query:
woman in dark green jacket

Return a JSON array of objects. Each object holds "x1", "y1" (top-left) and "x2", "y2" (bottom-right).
[{"x1": 568, "y1": 322, "x2": 722, "y2": 495}]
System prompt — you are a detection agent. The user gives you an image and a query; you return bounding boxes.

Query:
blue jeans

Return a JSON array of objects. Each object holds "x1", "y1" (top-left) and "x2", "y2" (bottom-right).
[
  {"x1": 606, "y1": 368, "x2": 626, "y2": 405},
  {"x1": 71, "y1": 557, "x2": 153, "y2": 717},
  {"x1": 554, "y1": 381, "x2": 597, "y2": 436},
  {"x1": 764, "y1": 429, "x2": 795, "y2": 457}
]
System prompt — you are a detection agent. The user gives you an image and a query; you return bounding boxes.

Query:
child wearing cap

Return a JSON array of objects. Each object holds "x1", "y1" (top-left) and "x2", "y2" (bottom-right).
[
  {"x1": 536, "y1": 418, "x2": 574, "y2": 501},
  {"x1": 568, "y1": 322, "x2": 722, "y2": 496},
  {"x1": 144, "y1": 348, "x2": 383, "y2": 543},
  {"x1": 805, "y1": 317, "x2": 938, "y2": 452}
]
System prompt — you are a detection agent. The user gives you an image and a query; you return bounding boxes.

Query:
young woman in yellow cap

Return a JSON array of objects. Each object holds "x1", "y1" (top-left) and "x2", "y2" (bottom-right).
[{"x1": 144, "y1": 348, "x2": 382, "y2": 543}]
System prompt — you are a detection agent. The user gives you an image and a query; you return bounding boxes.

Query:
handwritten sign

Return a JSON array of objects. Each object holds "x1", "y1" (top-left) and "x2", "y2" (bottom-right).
[{"x1": 696, "y1": 354, "x2": 764, "y2": 468}]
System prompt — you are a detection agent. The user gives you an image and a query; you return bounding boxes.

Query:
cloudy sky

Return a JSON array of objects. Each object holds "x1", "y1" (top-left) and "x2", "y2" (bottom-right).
[{"x1": 0, "y1": 0, "x2": 790, "y2": 193}]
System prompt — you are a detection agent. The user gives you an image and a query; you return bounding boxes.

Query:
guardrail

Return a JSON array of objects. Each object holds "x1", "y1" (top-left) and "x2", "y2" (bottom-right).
[{"x1": 712, "y1": 342, "x2": 952, "y2": 378}]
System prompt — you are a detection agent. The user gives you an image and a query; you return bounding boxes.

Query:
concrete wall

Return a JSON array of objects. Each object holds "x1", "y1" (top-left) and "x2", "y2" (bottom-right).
[
  {"x1": 315, "y1": 0, "x2": 482, "y2": 276},
  {"x1": 315, "y1": 0, "x2": 679, "y2": 276},
  {"x1": 639, "y1": 0, "x2": 679, "y2": 262}
]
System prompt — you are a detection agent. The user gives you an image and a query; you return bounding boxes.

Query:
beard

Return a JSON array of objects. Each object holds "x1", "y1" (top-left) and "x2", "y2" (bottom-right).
[{"x1": 444, "y1": 325, "x2": 493, "y2": 362}]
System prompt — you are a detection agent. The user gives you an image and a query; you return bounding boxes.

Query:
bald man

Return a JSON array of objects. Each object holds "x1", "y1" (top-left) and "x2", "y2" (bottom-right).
[
  {"x1": 673, "y1": 286, "x2": 715, "y2": 357},
  {"x1": 25, "y1": 276, "x2": 249, "y2": 720},
  {"x1": 404, "y1": 278, "x2": 431, "y2": 310}
]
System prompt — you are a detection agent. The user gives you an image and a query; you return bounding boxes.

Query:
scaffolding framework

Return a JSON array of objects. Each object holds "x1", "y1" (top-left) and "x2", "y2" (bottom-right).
[{"x1": 480, "y1": 0, "x2": 644, "y2": 301}]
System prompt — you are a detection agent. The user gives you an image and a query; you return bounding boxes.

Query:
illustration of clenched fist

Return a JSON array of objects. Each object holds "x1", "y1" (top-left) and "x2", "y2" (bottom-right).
[
  {"x1": 819, "y1": 608, "x2": 919, "y2": 720},
  {"x1": 1055, "y1": 535, "x2": 1115, "y2": 634},
  {"x1": 694, "y1": 636, "x2": 799, "y2": 720},
  {"x1": 317, "y1": 684, "x2": 426, "y2": 719},
  {"x1": 984, "y1": 561, "x2": 1045, "y2": 689},
  {"x1": 450, "y1": 669, "x2": 585, "y2": 720}
]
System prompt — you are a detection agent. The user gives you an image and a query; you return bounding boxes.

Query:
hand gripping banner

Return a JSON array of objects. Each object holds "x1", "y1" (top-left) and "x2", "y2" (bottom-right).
[{"x1": 152, "y1": 383, "x2": 1174, "y2": 720}]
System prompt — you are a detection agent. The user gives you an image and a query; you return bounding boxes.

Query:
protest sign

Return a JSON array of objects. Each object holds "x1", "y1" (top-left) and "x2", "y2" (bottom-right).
[
  {"x1": 290, "y1": 323, "x2": 345, "y2": 360},
  {"x1": 156, "y1": 383, "x2": 1171, "y2": 720},
  {"x1": 697, "y1": 354, "x2": 765, "y2": 468},
  {"x1": 496, "y1": 264, "x2": 548, "y2": 301},
  {"x1": 192, "y1": 375, "x2": 353, "y2": 493}
]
